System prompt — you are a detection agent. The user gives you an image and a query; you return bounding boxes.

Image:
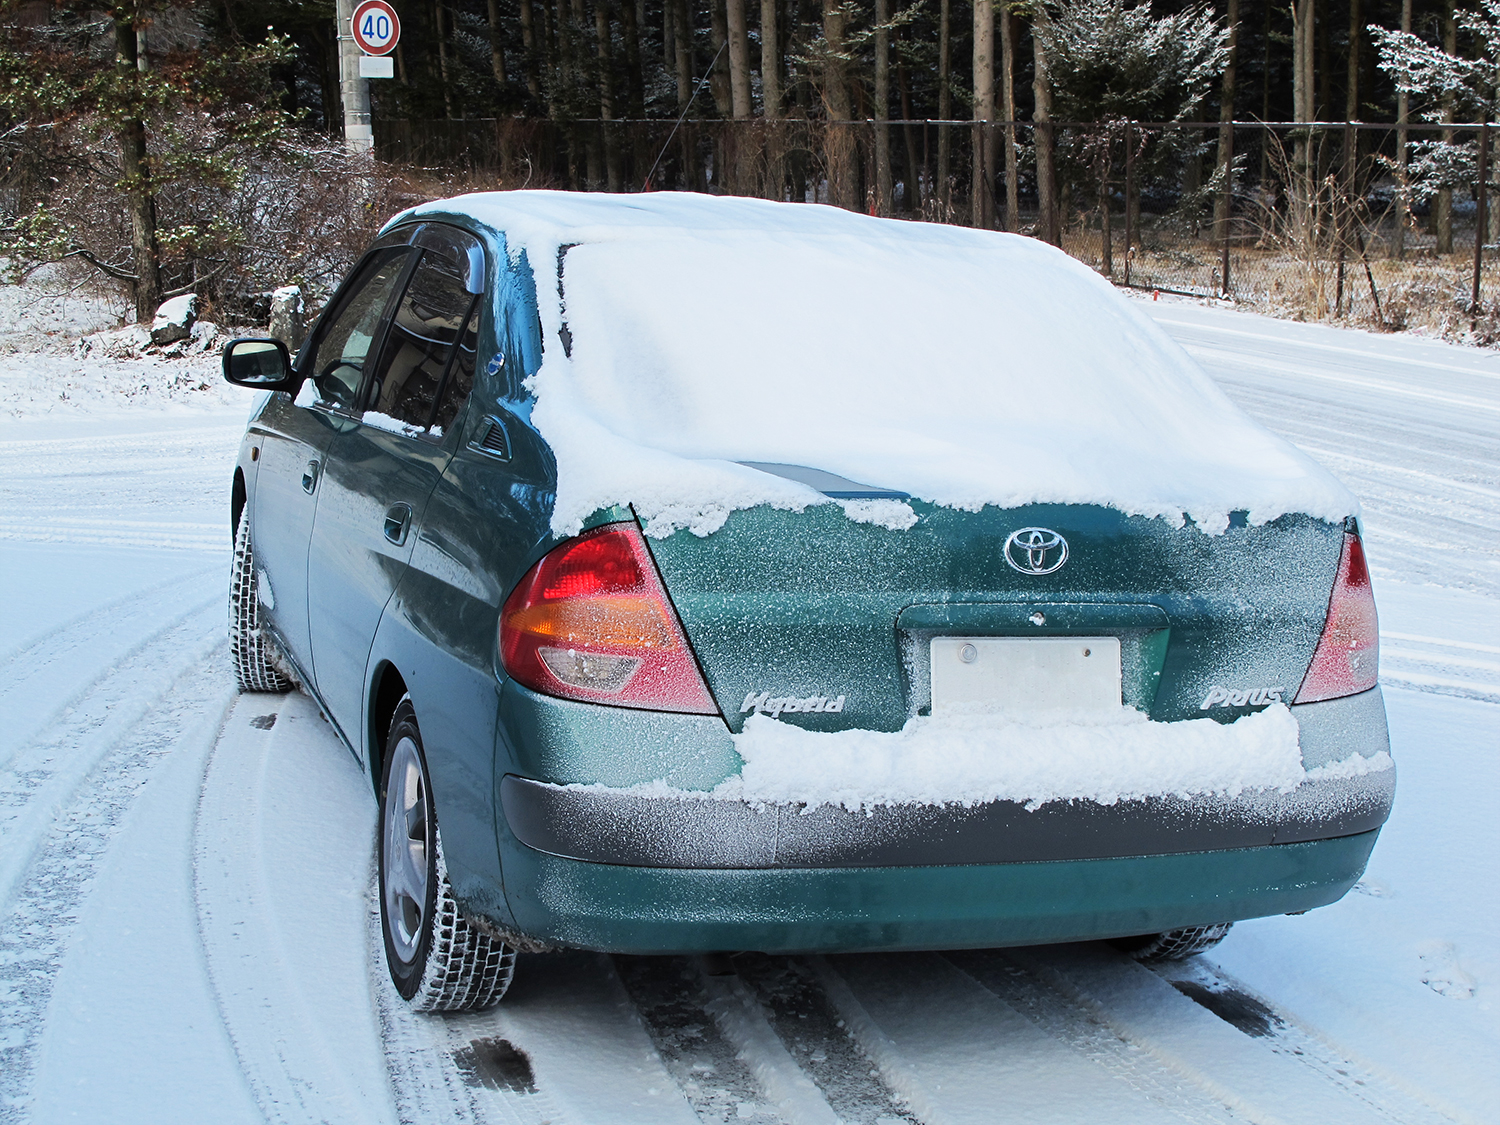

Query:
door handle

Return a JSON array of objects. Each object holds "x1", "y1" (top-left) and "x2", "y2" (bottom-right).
[
  {"x1": 302, "y1": 458, "x2": 320, "y2": 494},
  {"x1": 383, "y1": 503, "x2": 413, "y2": 546}
]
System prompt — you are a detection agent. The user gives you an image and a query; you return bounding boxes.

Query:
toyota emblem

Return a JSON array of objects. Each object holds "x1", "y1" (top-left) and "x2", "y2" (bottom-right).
[{"x1": 1004, "y1": 527, "x2": 1069, "y2": 575}]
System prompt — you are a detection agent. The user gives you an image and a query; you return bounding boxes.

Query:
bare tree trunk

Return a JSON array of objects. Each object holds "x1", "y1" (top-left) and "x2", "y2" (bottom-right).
[
  {"x1": 972, "y1": 0, "x2": 995, "y2": 228},
  {"x1": 663, "y1": 0, "x2": 675, "y2": 72},
  {"x1": 1032, "y1": 5, "x2": 1057, "y2": 244},
  {"x1": 1212, "y1": 0, "x2": 1238, "y2": 242},
  {"x1": 520, "y1": 0, "x2": 542, "y2": 97},
  {"x1": 760, "y1": 0, "x2": 780, "y2": 117},
  {"x1": 618, "y1": 0, "x2": 643, "y2": 115},
  {"x1": 435, "y1": 0, "x2": 455, "y2": 118},
  {"x1": 1291, "y1": 0, "x2": 1314, "y2": 238},
  {"x1": 897, "y1": 29, "x2": 920, "y2": 211},
  {"x1": 115, "y1": 12, "x2": 162, "y2": 321},
  {"x1": 488, "y1": 0, "x2": 509, "y2": 85},
  {"x1": 710, "y1": 0, "x2": 732, "y2": 117},
  {"x1": 1100, "y1": 163, "x2": 1112, "y2": 277},
  {"x1": 875, "y1": 0, "x2": 892, "y2": 214},
  {"x1": 999, "y1": 0, "x2": 1017, "y2": 231},
  {"x1": 554, "y1": 0, "x2": 574, "y2": 121},
  {"x1": 938, "y1": 0, "x2": 951, "y2": 216},
  {"x1": 673, "y1": 0, "x2": 692, "y2": 108},
  {"x1": 1437, "y1": 0, "x2": 1455, "y2": 254},
  {"x1": 596, "y1": 0, "x2": 615, "y2": 118},
  {"x1": 823, "y1": 0, "x2": 854, "y2": 208},
  {"x1": 726, "y1": 0, "x2": 752, "y2": 117},
  {"x1": 1259, "y1": 0, "x2": 1270, "y2": 184},
  {"x1": 596, "y1": 0, "x2": 623, "y2": 190},
  {"x1": 1393, "y1": 0, "x2": 1410, "y2": 257},
  {"x1": 1345, "y1": 0, "x2": 1359, "y2": 121}
]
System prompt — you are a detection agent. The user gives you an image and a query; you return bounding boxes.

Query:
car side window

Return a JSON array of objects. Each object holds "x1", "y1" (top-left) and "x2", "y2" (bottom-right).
[
  {"x1": 309, "y1": 250, "x2": 412, "y2": 410},
  {"x1": 430, "y1": 303, "x2": 481, "y2": 436},
  {"x1": 365, "y1": 250, "x2": 478, "y2": 430}
]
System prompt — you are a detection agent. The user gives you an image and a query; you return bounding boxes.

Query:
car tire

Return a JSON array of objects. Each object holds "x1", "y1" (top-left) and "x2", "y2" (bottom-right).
[
  {"x1": 1109, "y1": 922, "x2": 1234, "y2": 962},
  {"x1": 378, "y1": 697, "x2": 516, "y2": 1011},
  {"x1": 229, "y1": 515, "x2": 295, "y2": 693}
]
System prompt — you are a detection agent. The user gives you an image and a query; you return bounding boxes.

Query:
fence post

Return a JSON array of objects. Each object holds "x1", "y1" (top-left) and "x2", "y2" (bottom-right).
[
  {"x1": 1473, "y1": 121, "x2": 1489, "y2": 324},
  {"x1": 1123, "y1": 122, "x2": 1134, "y2": 286},
  {"x1": 1220, "y1": 121, "x2": 1233, "y2": 298}
]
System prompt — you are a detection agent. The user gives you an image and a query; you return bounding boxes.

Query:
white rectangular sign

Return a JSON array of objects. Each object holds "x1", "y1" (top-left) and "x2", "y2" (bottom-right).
[{"x1": 359, "y1": 54, "x2": 395, "y2": 78}]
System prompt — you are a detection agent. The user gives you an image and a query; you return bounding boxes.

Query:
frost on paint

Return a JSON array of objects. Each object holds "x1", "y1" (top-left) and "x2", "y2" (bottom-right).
[{"x1": 394, "y1": 191, "x2": 1357, "y2": 538}]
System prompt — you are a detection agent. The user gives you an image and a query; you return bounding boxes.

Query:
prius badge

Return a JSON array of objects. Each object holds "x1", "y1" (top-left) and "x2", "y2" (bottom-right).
[{"x1": 1004, "y1": 527, "x2": 1069, "y2": 575}]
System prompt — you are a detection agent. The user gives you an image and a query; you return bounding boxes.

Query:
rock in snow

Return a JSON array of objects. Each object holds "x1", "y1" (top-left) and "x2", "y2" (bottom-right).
[
  {"x1": 149, "y1": 293, "x2": 197, "y2": 345},
  {"x1": 268, "y1": 285, "x2": 305, "y2": 351}
]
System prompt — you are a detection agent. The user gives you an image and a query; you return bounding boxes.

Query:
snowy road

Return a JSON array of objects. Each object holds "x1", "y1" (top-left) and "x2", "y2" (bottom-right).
[{"x1": 0, "y1": 305, "x2": 1495, "y2": 1125}]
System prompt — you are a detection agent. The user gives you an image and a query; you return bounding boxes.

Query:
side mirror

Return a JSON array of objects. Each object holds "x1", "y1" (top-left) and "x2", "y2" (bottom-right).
[{"x1": 222, "y1": 338, "x2": 298, "y2": 392}]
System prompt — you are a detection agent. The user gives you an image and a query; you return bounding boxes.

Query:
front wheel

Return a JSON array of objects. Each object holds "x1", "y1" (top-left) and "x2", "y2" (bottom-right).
[
  {"x1": 378, "y1": 698, "x2": 516, "y2": 1011},
  {"x1": 229, "y1": 515, "x2": 295, "y2": 693},
  {"x1": 1109, "y1": 923, "x2": 1234, "y2": 962}
]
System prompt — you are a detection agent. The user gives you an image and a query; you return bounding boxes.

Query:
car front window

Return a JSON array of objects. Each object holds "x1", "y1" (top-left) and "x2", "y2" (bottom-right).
[{"x1": 308, "y1": 250, "x2": 412, "y2": 410}]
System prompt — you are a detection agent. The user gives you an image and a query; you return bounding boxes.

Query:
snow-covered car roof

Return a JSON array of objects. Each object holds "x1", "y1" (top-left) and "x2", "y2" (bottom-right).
[{"x1": 395, "y1": 191, "x2": 1356, "y2": 538}]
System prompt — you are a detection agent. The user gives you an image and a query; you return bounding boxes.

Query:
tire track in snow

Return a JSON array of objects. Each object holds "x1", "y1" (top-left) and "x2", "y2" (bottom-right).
[
  {"x1": 193, "y1": 693, "x2": 399, "y2": 1125},
  {"x1": 729, "y1": 955, "x2": 917, "y2": 1125},
  {"x1": 942, "y1": 950, "x2": 1241, "y2": 1125},
  {"x1": 0, "y1": 581, "x2": 223, "y2": 778},
  {"x1": 0, "y1": 559, "x2": 219, "y2": 673},
  {"x1": 613, "y1": 955, "x2": 789, "y2": 1124},
  {"x1": 1154, "y1": 957, "x2": 1477, "y2": 1125},
  {"x1": 0, "y1": 642, "x2": 234, "y2": 1123},
  {"x1": 812, "y1": 952, "x2": 1179, "y2": 1125},
  {"x1": 1007, "y1": 943, "x2": 1464, "y2": 1125},
  {"x1": 697, "y1": 963, "x2": 844, "y2": 1125},
  {"x1": 0, "y1": 599, "x2": 224, "y2": 907}
]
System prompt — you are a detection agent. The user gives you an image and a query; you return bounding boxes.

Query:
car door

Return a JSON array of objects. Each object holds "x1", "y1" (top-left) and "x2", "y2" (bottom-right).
[
  {"x1": 251, "y1": 245, "x2": 415, "y2": 679},
  {"x1": 306, "y1": 225, "x2": 487, "y2": 748}
]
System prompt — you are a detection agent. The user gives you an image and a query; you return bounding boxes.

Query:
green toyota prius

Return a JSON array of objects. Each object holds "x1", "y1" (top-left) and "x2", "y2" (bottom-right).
[{"x1": 221, "y1": 191, "x2": 1393, "y2": 1012}]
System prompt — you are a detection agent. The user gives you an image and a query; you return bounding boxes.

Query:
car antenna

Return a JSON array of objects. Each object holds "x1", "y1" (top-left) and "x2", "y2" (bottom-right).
[{"x1": 642, "y1": 40, "x2": 727, "y2": 193}]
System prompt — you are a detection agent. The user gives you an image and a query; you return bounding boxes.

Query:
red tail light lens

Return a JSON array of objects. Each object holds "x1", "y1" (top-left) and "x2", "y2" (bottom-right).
[
  {"x1": 1295, "y1": 530, "x2": 1379, "y2": 703},
  {"x1": 500, "y1": 523, "x2": 719, "y2": 714}
]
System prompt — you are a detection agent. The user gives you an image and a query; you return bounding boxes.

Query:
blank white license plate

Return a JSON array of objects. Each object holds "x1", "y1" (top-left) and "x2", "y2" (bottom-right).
[{"x1": 930, "y1": 636, "x2": 1122, "y2": 715}]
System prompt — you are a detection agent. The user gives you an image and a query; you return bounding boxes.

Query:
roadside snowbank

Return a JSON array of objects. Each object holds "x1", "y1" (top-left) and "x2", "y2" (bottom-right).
[
  {"x1": 399, "y1": 191, "x2": 1357, "y2": 537},
  {"x1": 0, "y1": 327, "x2": 243, "y2": 419}
]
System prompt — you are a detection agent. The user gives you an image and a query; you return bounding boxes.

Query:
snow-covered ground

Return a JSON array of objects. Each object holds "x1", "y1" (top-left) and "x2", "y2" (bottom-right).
[{"x1": 0, "y1": 298, "x2": 1495, "y2": 1125}]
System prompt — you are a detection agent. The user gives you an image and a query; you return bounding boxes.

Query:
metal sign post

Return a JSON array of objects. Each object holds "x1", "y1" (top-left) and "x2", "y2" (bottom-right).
[
  {"x1": 337, "y1": 0, "x2": 400, "y2": 152},
  {"x1": 335, "y1": 0, "x2": 372, "y2": 152}
]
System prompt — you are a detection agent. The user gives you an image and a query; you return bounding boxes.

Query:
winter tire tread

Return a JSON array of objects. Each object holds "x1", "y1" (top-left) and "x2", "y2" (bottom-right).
[
  {"x1": 1110, "y1": 922, "x2": 1234, "y2": 962},
  {"x1": 380, "y1": 697, "x2": 516, "y2": 1012},
  {"x1": 229, "y1": 516, "x2": 295, "y2": 694}
]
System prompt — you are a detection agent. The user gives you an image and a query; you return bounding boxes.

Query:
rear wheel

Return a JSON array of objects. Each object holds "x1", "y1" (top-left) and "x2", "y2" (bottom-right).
[
  {"x1": 229, "y1": 515, "x2": 295, "y2": 693},
  {"x1": 379, "y1": 698, "x2": 516, "y2": 1010},
  {"x1": 1110, "y1": 923, "x2": 1234, "y2": 962}
]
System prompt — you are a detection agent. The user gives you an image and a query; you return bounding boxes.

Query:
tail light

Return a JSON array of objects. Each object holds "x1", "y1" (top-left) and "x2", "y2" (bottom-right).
[
  {"x1": 500, "y1": 522, "x2": 719, "y2": 714},
  {"x1": 1294, "y1": 529, "x2": 1379, "y2": 703}
]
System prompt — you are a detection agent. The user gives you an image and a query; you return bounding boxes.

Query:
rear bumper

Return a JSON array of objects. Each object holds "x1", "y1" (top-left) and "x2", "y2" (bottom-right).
[
  {"x1": 491, "y1": 686, "x2": 1391, "y2": 952},
  {"x1": 500, "y1": 829, "x2": 1382, "y2": 954},
  {"x1": 500, "y1": 686, "x2": 1393, "y2": 869}
]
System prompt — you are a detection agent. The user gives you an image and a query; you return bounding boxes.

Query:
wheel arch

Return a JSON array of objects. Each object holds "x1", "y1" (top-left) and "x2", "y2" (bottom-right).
[
  {"x1": 231, "y1": 468, "x2": 247, "y2": 541},
  {"x1": 369, "y1": 660, "x2": 410, "y2": 792}
]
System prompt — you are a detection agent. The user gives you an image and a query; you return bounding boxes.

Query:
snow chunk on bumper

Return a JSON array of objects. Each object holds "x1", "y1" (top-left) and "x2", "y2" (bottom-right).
[{"x1": 719, "y1": 703, "x2": 1387, "y2": 812}]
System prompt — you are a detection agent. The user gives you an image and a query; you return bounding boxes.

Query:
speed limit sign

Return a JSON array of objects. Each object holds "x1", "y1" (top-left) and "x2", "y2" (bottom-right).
[{"x1": 351, "y1": 0, "x2": 400, "y2": 55}]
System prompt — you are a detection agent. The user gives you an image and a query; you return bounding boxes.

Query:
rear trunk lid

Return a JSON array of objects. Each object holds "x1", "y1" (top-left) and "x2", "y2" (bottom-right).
[{"x1": 643, "y1": 497, "x2": 1344, "y2": 732}]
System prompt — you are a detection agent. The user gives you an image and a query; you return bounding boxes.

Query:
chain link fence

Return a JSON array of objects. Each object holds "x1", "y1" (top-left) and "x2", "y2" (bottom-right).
[{"x1": 382, "y1": 116, "x2": 1500, "y2": 336}]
